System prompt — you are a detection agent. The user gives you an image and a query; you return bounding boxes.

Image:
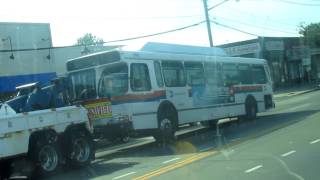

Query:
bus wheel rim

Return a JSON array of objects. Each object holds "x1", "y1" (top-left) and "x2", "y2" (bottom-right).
[{"x1": 160, "y1": 118, "x2": 172, "y2": 130}]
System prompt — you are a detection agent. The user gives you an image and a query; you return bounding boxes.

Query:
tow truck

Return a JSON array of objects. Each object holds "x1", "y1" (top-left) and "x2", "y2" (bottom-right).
[{"x1": 0, "y1": 78, "x2": 95, "y2": 179}]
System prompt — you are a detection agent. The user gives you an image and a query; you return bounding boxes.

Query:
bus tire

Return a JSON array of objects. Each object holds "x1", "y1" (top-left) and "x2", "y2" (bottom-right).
[
  {"x1": 65, "y1": 130, "x2": 94, "y2": 167},
  {"x1": 244, "y1": 98, "x2": 257, "y2": 121},
  {"x1": 29, "y1": 132, "x2": 60, "y2": 176},
  {"x1": 154, "y1": 106, "x2": 177, "y2": 144}
]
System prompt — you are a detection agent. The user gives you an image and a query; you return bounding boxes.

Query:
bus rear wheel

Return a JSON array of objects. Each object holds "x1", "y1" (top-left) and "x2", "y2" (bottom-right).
[{"x1": 244, "y1": 99, "x2": 257, "y2": 121}]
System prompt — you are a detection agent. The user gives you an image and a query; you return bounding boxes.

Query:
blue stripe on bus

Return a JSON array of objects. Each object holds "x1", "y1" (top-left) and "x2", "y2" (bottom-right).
[{"x1": 0, "y1": 72, "x2": 57, "y2": 93}]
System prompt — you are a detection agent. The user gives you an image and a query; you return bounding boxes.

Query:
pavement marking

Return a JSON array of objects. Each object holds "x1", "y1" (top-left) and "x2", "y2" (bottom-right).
[
  {"x1": 245, "y1": 165, "x2": 263, "y2": 173},
  {"x1": 281, "y1": 150, "x2": 296, "y2": 157},
  {"x1": 310, "y1": 139, "x2": 320, "y2": 144},
  {"x1": 199, "y1": 147, "x2": 213, "y2": 152},
  {"x1": 162, "y1": 157, "x2": 180, "y2": 164},
  {"x1": 112, "y1": 172, "x2": 136, "y2": 180},
  {"x1": 133, "y1": 151, "x2": 216, "y2": 180}
]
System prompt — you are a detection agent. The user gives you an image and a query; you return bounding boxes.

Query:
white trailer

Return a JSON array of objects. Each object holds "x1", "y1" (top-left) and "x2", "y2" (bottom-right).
[{"x1": 0, "y1": 103, "x2": 95, "y2": 178}]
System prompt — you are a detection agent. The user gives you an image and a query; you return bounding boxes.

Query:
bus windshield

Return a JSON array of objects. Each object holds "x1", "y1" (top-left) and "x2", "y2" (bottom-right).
[
  {"x1": 98, "y1": 63, "x2": 128, "y2": 97},
  {"x1": 69, "y1": 69, "x2": 96, "y2": 101}
]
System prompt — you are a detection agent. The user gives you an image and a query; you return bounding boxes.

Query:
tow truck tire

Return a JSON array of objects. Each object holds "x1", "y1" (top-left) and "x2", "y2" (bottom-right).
[
  {"x1": 120, "y1": 135, "x2": 130, "y2": 143},
  {"x1": 66, "y1": 130, "x2": 94, "y2": 167},
  {"x1": 29, "y1": 135, "x2": 61, "y2": 176}
]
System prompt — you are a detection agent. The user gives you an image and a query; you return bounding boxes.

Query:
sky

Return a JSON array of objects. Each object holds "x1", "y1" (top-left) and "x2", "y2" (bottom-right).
[{"x1": 1, "y1": 0, "x2": 320, "y2": 47}]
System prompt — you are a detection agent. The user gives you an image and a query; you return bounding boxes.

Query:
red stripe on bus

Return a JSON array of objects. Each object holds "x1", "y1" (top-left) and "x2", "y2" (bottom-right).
[{"x1": 111, "y1": 90, "x2": 166, "y2": 102}]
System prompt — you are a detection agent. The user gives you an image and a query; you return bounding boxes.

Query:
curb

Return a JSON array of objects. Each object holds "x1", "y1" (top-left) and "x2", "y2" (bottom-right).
[{"x1": 274, "y1": 88, "x2": 319, "y2": 101}]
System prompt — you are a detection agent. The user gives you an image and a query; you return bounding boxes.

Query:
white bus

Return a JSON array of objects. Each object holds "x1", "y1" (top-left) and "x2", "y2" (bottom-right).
[{"x1": 66, "y1": 47, "x2": 274, "y2": 142}]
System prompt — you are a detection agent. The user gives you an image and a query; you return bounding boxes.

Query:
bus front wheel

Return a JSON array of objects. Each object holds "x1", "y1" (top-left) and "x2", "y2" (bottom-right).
[{"x1": 154, "y1": 107, "x2": 177, "y2": 144}]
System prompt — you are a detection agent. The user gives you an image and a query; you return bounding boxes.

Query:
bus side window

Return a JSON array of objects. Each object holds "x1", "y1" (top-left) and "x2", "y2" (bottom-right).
[
  {"x1": 238, "y1": 64, "x2": 253, "y2": 84},
  {"x1": 223, "y1": 63, "x2": 240, "y2": 86},
  {"x1": 205, "y1": 62, "x2": 223, "y2": 87},
  {"x1": 154, "y1": 61, "x2": 164, "y2": 87},
  {"x1": 252, "y1": 65, "x2": 267, "y2": 84},
  {"x1": 162, "y1": 61, "x2": 186, "y2": 87},
  {"x1": 185, "y1": 62, "x2": 205, "y2": 86},
  {"x1": 216, "y1": 63, "x2": 224, "y2": 87},
  {"x1": 130, "y1": 63, "x2": 151, "y2": 91}
]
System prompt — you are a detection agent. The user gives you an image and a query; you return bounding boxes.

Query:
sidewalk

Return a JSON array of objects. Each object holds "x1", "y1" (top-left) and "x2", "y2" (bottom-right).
[{"x1": 273, "y1": 83, "x2": 319, "y2": 100}]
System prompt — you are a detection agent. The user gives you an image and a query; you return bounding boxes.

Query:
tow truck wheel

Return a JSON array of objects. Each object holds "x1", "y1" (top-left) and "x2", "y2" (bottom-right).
[
  {"x1": 66, "y1": 131, "x2": 94, "y2": 167},
  {"x1": 30, "y1": 135, "x2": 61, "y2": 176},
  {"x1": 121, "y1": 135, "x2": 130, "y2": 143}
]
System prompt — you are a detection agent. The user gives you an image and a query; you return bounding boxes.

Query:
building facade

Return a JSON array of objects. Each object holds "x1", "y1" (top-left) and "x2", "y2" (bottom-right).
[
  {"x1": 0, "y1": 22, "x2": 55, "y2": 93},
  {"x1": 0, "y1": 22, "x2": 118, "y2": 98},
  {"x1": 219, "y1": 37, "x2": 318, "y2": 88}
]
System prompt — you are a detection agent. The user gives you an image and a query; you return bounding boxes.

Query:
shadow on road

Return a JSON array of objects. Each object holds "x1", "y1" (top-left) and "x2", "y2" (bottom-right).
[
  {"x1": 46, "y1": 162, "x2": 139, "y2": 180},
  {"x1": 96, "y1": 109, "x2": 320, "y2": 161},
  {"x1": 219, "y1": 109, "x2": 320, "y2": 146},
  {"x1": 45, "y1": 109, "x2": 319, "y2": 179}
]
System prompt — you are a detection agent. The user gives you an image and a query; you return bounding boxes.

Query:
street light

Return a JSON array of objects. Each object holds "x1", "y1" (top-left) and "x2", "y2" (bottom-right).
[{"x1": 2, "y1": 36, "x2": 14, "y2": 60}]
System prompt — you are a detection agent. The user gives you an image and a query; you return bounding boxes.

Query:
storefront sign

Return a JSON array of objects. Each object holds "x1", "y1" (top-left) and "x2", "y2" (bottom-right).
[
  {"x1": 288, "y1": 46, "x2": 311, "y2": 60},
  {"x1": 224, "y1": 43, "x2": 260, "y2": 56},
  {"x1": 265, "y1": 41, "x2": 284, "y2": 51}
]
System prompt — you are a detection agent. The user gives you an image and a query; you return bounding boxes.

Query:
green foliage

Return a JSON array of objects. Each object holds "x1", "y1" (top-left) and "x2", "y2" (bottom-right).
[
  {"x1": 76, "y1": 33, "x2": 104, "y2": 46},
  {"x1": 299, "y1": 22, "x2": 320, "y2": 48}
]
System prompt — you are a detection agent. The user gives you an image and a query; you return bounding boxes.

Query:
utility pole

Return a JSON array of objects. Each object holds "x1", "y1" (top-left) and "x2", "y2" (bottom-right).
[{"x1": 202, "y1": 0, "x2": 214, "y2": 47}]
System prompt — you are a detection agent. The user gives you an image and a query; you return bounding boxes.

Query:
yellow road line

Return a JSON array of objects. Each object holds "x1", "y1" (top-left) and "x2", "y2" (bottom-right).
[
  {"x1": 133, "y1": 113, "x2": 301, "y2": 180},
  {"x1": 132, "y1": 151, "x2": 216, "y2": 180}
]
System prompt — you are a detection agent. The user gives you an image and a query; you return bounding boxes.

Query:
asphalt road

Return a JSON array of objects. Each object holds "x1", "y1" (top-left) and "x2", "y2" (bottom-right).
[{"x1": 46, "y1": 90, "x2": 320, "y2": 180}]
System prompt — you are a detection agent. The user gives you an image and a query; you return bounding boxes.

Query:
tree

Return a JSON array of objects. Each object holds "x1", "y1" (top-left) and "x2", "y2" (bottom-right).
[
  {"x1": 299, "y1": 22, "x2": 320, "y2": 48},
  {"x1": 76, "y1": 33, "x2": 104, "y2": 46}
]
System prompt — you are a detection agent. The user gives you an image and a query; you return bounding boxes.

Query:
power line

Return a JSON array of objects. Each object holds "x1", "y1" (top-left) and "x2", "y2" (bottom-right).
[
  {"x1": 0, "y1": 21, "x2": 206, "y2": 52},
  {"x1": 213, "y1": 16, "x2": 299, "y2": 35},
  {"x1": 272, "y1": 0, "x2": 320, "y2": 6},
  {"x1": 104, "y1": 21, "x2": 206, "y2": 43},
  {"x1": 208, "y1": 0, "x2": 231, "y2": 11},
  {"x1": 210, "y1": 20, "x2": 259, "y2": 36},
  {"x1": 222, "y1": 7, "x2": 299, "y2": 28}
]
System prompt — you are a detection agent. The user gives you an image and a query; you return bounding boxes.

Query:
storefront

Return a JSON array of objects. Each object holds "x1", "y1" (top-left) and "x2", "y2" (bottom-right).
[{"x1": 219, "y1": 37, "x2": 308, "y2": 87}]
